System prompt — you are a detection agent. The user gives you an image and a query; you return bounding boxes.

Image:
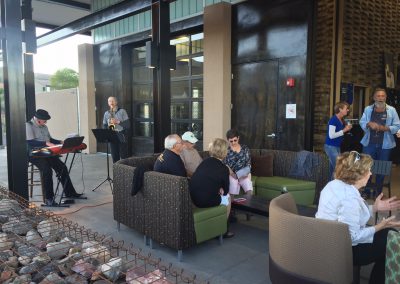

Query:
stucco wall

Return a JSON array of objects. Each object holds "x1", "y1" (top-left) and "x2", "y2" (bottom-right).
[{"x1": 35, "y1": 89, "x2": 79, "y2": 143}]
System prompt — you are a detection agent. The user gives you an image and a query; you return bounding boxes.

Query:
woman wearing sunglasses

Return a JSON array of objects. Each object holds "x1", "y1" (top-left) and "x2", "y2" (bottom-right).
[
  {"x1": 316, "y1": 151, "x2": 400, "y2": 283},
  {"x1": 223, "y1": 129, "x2": 253, "y2": 198}
]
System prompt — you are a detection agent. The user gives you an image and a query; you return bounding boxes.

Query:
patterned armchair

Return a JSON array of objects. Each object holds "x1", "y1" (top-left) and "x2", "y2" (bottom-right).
[{"x1": 113, "y1": 156, "x2": 157, "y2": 235}]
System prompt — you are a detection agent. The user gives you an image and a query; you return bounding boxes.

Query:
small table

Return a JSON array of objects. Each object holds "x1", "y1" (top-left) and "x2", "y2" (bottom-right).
[{"x1": 231, "y1": 194, "x2": 317, "y2": 218}]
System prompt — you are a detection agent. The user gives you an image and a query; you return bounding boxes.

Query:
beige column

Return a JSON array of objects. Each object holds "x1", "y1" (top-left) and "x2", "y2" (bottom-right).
[
  {"x1": 203, "y1": 2, "x2": 232, "y2": 150},
  {"x1": 78, "y1": 43, "x2": 97, "y2": 154}
]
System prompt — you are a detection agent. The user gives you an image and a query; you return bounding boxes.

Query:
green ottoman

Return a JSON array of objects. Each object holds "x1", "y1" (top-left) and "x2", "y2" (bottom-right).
[
  {"x1": 255, "y1": 176, "x2": 316, "y2": 205},
  {"x1": 193, "y1": 205, "x2": 227, "y2": 244}
]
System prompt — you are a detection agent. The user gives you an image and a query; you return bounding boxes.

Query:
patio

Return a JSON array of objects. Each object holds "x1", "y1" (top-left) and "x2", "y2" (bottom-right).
[{"x1": 1, "y1": 148, "x2": 398, "y2": 283}]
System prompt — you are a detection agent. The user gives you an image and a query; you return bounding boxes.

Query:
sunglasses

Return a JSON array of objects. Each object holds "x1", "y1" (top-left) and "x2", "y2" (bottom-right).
[
  {"x1": 350, "y1": 151, "x2": 361, "y2": 163},
  {"x1": 228, "y1": 138, "x2": 238, "y2": 143}
]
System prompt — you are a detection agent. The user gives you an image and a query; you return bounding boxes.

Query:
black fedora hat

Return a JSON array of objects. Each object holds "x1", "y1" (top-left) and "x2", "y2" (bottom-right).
[{"x1": 34, "y1": 109, "x2": 51, "y2": 120}]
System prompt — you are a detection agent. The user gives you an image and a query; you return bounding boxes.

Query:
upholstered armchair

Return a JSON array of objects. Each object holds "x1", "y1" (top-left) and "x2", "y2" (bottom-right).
[{"x1": 269, "y1": 193, "x2": 353, "y2": 284}]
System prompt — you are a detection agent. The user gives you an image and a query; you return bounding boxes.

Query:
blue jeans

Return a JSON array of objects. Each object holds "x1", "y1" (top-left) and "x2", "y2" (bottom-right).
[
  {"x1": 363, "y1": 144, "x2": 392, "y2": 194},
  {"x1": 324, "y1": 144, "x2": 341, "y2": 180}
]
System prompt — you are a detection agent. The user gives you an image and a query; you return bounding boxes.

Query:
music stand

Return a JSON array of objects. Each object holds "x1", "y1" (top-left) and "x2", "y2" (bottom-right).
[{"x1": 91, "y1": 129, "x2": 119, "y2": 192}]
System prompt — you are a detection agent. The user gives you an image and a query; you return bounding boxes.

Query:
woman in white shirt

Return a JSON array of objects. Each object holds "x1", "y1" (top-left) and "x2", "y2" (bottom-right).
[{"x1": 316, "y1": 151, "x2": 400, "y2": 283}]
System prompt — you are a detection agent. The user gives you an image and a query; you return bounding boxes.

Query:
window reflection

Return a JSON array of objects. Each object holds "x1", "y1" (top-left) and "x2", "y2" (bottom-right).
[
  {"x1": 171, "y1": 102, "x2": 189, "y2": 119},
  {"x1": 192, "y1": 102, "x2": 203, "y2": 119},
  {"x1": 135, "y1": 103, "x2": 153, "y2": 119},
  {"x1": 135, "y1": 122, "x2": 153, "y2": 137},
  {"x1": 171, "y1": 122, "x2": 191, "y2": 135},
  {"x1": 171, "y1": 59, "x2": 189, "y2": 78},
  {"x1": 191, "y1": 33, "x2": 203, "y2": 54},
  {"x1": 192, "y1": 56, "x2": 203, "y2": 75},
  {"x1": 171, "y1": 36, "x2": 190, "y2": 57},
  {"x1": 192, "y1": 80, "x2": 203, "y2": 98},
  {"x1": 171, "y1": 81, "x2": 189, "y2": 98},
  {"x1": 133, "y1": 85, "x2": 152, "y2": 100}
]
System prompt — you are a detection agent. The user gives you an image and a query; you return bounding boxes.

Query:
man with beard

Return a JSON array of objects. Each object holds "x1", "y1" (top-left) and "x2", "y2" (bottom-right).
[{"x1": 359, "y1": 88, "x2": 400, "y2": 197}]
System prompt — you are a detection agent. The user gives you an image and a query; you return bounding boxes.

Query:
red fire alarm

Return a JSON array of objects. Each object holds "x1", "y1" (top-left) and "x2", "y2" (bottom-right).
[{"x1": 286, "y1": 78, "x2": 295, "y2": 87}]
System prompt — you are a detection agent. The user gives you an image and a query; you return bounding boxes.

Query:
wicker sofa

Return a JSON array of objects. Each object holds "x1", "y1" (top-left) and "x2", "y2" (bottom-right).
[{"x1": 113, "y1": 155, "x2": 227, "y2": 261}]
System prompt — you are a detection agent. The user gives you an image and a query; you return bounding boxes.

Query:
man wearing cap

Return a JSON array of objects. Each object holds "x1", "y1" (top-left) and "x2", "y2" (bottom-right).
[
  {"x1": 26, "y1": 109, "x2": 82, "y2": 206},
  {"x1": 180, "y1": 131, "x2": 202, "y2": 177},
  {"x1": 154, "y1": 134, "x2": 187, "y2": 177}
]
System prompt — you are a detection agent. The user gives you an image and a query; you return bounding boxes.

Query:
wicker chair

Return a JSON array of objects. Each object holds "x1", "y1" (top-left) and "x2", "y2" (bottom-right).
[{"x1": 269, "y1": 193, "x2": 353, "y2": 284}]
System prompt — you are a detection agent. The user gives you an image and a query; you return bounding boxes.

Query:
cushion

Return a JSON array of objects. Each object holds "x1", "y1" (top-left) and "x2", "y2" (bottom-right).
[
  {"x1": 193, "y1": 205, "x2": 227, "y2": 223},
  {"x1": 251, "y1": 153, "x2": 274, "y2": 177},
  {"x1": 256, "y1": 176, "x2": 315, "y2": 191}
]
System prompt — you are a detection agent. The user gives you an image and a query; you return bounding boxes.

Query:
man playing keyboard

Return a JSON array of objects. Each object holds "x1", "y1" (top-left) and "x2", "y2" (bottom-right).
[{"x1": 26, "y1": 109, "x2": 82, "y2": 206}]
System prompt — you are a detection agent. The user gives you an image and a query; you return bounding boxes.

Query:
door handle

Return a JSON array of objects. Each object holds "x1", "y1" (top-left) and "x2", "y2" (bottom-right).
[{"x1": 266, "y1": 133, "x2": 276, "y2": 138}]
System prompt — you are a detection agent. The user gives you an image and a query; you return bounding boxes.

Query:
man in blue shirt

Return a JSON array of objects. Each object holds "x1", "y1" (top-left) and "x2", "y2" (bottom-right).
[
  {"x1": 359, "y1": 88, "x2": 400, "y2": 196},
  {"x1": 154, "y1": 134, "x2": 187, "y2": 177}
]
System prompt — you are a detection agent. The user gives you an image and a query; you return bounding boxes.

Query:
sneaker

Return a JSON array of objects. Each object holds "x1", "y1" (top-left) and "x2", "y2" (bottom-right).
[
  {"x1": 223, "y1": 231, "x2": 235, "y2": 239},
  {"x1": 45, "y1": 199, "x2": 56, "y2": 206},
  {"x1": 65, "y1": 192, "x2": 83, "y2": 198}
]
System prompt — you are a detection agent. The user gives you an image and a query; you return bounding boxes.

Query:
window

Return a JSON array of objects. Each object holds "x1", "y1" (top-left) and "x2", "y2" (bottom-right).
[{"x1": 170, "y1": 33, "x2": 204, "y2": 147}]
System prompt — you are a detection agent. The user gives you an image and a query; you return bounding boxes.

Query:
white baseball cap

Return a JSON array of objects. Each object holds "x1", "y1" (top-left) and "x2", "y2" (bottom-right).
[{"x1": 182, "y1": 131, "x2": 198, "y2": 144}]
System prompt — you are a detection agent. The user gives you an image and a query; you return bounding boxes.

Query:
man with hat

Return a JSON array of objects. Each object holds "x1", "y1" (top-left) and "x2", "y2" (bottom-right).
[
  {"x1": 26, "y1": 109, "x2": 82, "y2": 206},
  {"x1": 180, "y1": 131, "x2": 202, "y2": 177}
]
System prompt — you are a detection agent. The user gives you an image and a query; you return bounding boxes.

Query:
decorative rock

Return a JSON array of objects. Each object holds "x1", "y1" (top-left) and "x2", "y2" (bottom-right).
[
  {"x1": 2, "y1": 217, "x2": 33, "y2": 236},
  {"x1": 32, "y1": 263, "x2": 60, "y2": 283},
  {"x1": 17, "y1": 245, "x2": 40, "y2": 258},
  {"x1": 0, "y1": 233, "x2": 14, "y2": 251},
  {"x1": 3, "y1": 256, "x2": 19, "y2": 268},
  {"x1": 71, "y1": 259, "x2": 97, "y2": 278},
  {"x1": 0, "y1": 199, "x2": 21, "y2": 215},
  {"x1": 32, "y1": 253, "x2": 51, "y2": 264},
  {"x1": 64, "y1": 273, "x2": 87, "y2": 284},
  {"x1": 7, "y1": 274, "x2": 31, "y2": 284},
  {"x1": 0, "y1": 214, "x2": 9, "y2": 223},
  {"x1": 0, "y1": 270, "x2": 16, "y2": 283},
  {"x1": 126, "y1": 266, "x2": 147, "y2": 281},
  {"x1": 46, "y1": 237, "x2": 73, "y2": 260},
  {"x1": 19, "y1": 261, "x2": 46, "y2": 275},
  {"x1": 0, "y1": 250, "x2": 13, "y2": 262},
  {"x1": 18, "y1": 256, "x2": 31, "y2": 266},
  {"x1": 82, "y1": 242, "x2": 110, "y2": 263},
  {"x1": 101, "y1": 257, "x2": 123, "y2": 282},
  {"x1": 26, "y1": 229, "x2": 43, "y2": 246},
  {"x1": 38, "y1": 272, "x2": 66, "y2": 284},
  {"x1": 37, "y1": 220, "x2": 59, "y2": 239}
]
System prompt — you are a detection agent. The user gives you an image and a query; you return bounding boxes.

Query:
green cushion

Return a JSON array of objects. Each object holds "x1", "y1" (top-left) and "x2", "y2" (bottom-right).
[
  {"x1": 256, "y1": 176, "x2": 315, "y2": 191},
  {"x1": 193, "y1": 205, "x2": 227, "y2": 223},
  {"x1": 193, "y1": 206, "x2": 227, "y2": 244},
  {"x1": 255, "y1": 176, "x2": 316, "y2": 206}
]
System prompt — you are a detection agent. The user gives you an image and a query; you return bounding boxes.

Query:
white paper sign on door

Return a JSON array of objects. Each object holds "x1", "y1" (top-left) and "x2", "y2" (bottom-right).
[{"x1": 286, "y1": 104, "x2": 296, "y2": 119}]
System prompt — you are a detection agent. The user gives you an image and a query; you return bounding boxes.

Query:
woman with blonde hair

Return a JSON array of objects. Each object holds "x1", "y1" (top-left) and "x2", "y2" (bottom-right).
[
  {"x1": 316, "y1": 151, "x2": 400, "y2": 283},
  {"x1": 189, "y1": 138, "x2": 234, "y2": 238}
]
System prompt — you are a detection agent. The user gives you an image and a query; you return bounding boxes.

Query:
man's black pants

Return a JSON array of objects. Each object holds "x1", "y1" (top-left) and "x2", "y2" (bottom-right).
[{"x1": 29, "y1": 156, "x2": 76, "y2": 200}]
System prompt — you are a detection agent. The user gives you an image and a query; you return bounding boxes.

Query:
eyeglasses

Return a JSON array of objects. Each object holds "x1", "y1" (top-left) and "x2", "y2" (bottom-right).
[
  {"x1": 228, "y1": 138, "x2": 238, "y2": 143},
  {"x1": 350, "y1": 151, "x2": 361, "y2": 163}
]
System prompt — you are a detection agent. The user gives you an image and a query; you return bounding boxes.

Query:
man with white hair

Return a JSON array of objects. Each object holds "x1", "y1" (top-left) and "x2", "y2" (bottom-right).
[{"x1": 154, "y1": 134, "x2": 186, "y2": 177}]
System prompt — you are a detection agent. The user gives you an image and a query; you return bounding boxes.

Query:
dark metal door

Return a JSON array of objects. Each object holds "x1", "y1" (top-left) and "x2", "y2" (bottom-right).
[{"x1": 232, "y1": 60, "x2": 278, "y2": 149}]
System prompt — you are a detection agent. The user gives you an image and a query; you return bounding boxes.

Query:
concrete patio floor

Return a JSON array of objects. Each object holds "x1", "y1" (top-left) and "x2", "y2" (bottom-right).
[{"x1": 1, "y1": 147, "x2": 398, "y2": 283}]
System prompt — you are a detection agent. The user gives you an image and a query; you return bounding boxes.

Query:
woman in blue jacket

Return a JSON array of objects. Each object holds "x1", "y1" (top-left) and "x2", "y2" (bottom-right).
[{"x1": 324, "y1": 101, "x2": 352, "y2": 179}]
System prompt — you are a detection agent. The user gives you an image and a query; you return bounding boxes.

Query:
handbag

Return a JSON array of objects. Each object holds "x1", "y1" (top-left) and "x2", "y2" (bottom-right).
[
  {"x1": 386, "y1": 230, "x2": 400, "y2": 283},
  {"x1": 236, "y1": 165, "x2": 251, "y2": 179}
]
